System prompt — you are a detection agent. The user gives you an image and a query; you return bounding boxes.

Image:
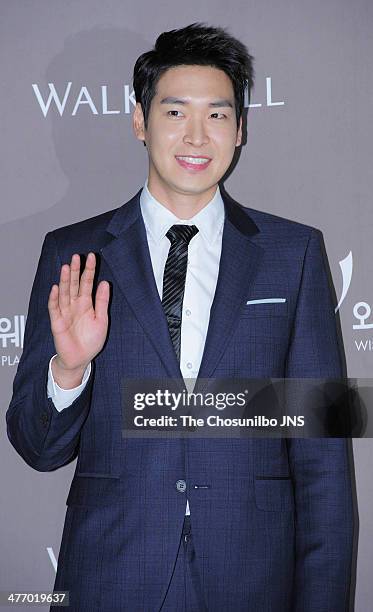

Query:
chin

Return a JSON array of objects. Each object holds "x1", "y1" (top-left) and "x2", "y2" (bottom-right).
[
  {"x1": 174, "y1": 184, "x2": 211, "y2": 195},
  {"x1": 172, "y1": 175, "x2": 216, "y2": 190}
]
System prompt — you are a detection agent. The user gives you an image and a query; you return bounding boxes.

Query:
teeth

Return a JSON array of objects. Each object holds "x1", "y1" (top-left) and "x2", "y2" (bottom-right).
[{"x1": 176, "y1": 156, "x2": 210, "y2": 165}]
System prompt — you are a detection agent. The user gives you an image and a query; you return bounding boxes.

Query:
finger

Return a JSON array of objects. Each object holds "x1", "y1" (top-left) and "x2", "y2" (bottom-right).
[
  {"x1": 48, "y1": 284, "x2": 61, "y2": 322},
  {"x1": 94, "y1": 280, "x2": 110, "y2": 321},
  {"x1": 59, "y1": 263, "x2": 71, "y2": 309},
  {"x1": 78, "y1": 252, "x2": 96, "y2": 298},
  {"x1": 69, "y1": 254, "x2": 81, "y2": 300}
]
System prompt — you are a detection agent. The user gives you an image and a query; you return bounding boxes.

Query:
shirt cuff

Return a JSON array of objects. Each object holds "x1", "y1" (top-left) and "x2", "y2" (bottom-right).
[{"x1": 47, "y1": 354, "x2": 91, "y2": 412}]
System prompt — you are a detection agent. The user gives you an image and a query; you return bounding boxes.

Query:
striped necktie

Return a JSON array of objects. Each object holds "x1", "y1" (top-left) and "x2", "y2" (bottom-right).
[{"x1": 161, "y1": 224, "x2": 199, "y2": 361}]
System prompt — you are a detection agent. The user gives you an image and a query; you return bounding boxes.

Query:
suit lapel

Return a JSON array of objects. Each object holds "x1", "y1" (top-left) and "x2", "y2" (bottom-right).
[
  {"x1": 101, "y1": 189, "x2": 182, "y2": 379},
  {"x1": 101, "y1": 188, "x2": 263, "y2": 381},
  {"x1": 197, "y1": 192, "x2": 263, "y2": 379}
]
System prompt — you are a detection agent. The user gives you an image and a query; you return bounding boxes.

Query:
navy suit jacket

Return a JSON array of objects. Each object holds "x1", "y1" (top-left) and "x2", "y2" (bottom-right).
[{"x1": 6, "y1": 188, "x2": 354, "y2": 611}]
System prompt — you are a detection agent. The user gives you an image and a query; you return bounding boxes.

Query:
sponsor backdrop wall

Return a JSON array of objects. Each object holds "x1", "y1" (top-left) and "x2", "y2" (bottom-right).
[{"x1": 1, "y1": 1, "x2": 372, "y2": 609}]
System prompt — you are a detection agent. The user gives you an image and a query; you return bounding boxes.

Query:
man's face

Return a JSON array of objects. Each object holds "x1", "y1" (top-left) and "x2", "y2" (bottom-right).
[{"x1": 133, "y1": 64, "x2": 242, "y2": 204}]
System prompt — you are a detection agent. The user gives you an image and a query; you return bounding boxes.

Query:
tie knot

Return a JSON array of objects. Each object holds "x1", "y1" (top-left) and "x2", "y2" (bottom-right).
[{"x1": 166, "y1": 224, "x2": 199, "y2": 246}]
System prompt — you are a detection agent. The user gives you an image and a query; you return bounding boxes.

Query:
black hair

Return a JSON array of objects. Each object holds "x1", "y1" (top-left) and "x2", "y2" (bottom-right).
[{"x1": 133, "y1": 22, "x2": 254, "y2": 130}]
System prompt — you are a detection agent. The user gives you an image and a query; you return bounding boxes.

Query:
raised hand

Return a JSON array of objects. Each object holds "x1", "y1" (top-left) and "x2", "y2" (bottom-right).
[{"x1": 48, "y1": 252, "x2": 110, "y2": 388}]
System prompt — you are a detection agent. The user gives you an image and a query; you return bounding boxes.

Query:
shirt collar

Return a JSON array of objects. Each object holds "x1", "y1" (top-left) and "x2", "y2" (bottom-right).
[{"x1": 140, "y1": 179, "x2": 224, "y2": 245}]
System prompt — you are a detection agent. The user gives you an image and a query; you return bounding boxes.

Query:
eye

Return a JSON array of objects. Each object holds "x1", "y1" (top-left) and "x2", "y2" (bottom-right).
[
  {"x1": 167, "y1": 110, "x2": 183, "y2": 117},
  {"x1": 210, "y1": 112, "x2": 227, "y2": 119}
]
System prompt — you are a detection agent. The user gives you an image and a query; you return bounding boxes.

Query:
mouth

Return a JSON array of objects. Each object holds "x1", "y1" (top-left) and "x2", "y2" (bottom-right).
[{"x1": 175, "y1": 155, "x2": 212, "y2": 172}]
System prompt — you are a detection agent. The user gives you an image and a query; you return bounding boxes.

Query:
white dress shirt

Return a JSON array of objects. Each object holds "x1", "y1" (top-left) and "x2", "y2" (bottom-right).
[{"x1": 47, "y1": 179, "x2": 225, "y2": 515}]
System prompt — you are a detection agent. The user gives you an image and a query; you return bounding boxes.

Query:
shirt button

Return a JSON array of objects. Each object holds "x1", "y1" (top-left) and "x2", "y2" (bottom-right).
[
  {"x1": 186, "y1": 362, "x2": 193, "y2": 369},
  {"x1": 41, "y1": 412, "x2": 49, "y2": 425},
  {"x1": 185, "y1": 309, "x2": 191, "y2": 316},
  {"x1": 176, "y1": 479, "x2": 187, "y2": 493}
]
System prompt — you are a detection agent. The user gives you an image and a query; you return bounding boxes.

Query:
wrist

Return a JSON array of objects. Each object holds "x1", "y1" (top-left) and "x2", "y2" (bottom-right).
[{"x1": 52, "y1": 356, "x2": 90, "y2": 389}]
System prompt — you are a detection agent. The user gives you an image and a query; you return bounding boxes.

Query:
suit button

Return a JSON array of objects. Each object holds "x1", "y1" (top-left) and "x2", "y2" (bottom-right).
[{"x1": 176, "y1": 479, "x2": 186, "y2": 493}]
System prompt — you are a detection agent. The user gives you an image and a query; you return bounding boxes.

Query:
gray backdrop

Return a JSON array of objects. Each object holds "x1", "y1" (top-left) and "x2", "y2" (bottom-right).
[{"x1": 1, "y1": 1, "x2": 372, "y2": 609}]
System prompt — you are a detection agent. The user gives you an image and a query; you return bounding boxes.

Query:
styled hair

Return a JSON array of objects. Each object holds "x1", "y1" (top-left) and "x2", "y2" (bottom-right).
[{"x1": 133, "y1": 22, "x2": 254, "y2": 130}]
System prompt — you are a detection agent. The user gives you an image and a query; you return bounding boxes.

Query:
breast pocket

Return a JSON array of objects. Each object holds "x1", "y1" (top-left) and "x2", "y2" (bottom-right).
[{"x1": 241, "y1": 300, "x2": 289, "y2": 318}]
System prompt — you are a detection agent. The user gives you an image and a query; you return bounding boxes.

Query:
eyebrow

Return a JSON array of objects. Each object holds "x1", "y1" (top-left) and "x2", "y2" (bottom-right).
[{"x1": 160, "y1": 96, "x2": 234, "y2": 108}]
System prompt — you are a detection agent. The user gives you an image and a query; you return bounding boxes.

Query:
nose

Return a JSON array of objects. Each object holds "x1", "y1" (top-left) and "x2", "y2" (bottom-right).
[{"x1": 183, "y1": 116, "x2": 209, "y2": 147}]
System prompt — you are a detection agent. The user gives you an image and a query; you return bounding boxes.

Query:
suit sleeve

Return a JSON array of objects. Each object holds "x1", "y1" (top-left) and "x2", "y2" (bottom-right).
[
  {"x1": 6, "y1": 231, "x2": 94, "y2": 471},
  {"x1": 285, "y1": 229, "x2": 354, "y2": 611}
]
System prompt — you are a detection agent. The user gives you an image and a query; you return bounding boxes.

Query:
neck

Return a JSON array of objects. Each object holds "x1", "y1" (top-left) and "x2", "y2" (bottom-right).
[{"x1": 147, "y1": 178, "x2": 218, "y2": 220}]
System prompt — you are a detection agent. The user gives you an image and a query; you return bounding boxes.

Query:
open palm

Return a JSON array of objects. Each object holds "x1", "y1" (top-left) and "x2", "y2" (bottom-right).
[{"x1": 48, "y1": 252, "x2": 110, "y2": 371}]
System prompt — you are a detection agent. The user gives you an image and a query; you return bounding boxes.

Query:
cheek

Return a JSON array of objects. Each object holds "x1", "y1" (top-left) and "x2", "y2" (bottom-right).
[
  {"x1": 213, "y1": 128, "x2": 238, "y2": 149},
  {"x1": 154, "y1": 130, "x2": 180, "y2": 155},
  {"x1": 214, "y1": 143, "x2": 237, "y2": 165},
  {"x1": 166, "y1": 124, "x2": 185, "y2": 143}
]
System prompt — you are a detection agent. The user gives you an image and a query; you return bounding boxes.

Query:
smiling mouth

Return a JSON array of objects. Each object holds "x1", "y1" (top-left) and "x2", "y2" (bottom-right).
[
  {"x1": 175, "y1": 155, "x2": 212, "y2": 165},
  {"x1": 175, "y1": 156, "x2": 212, "y2": 170}
]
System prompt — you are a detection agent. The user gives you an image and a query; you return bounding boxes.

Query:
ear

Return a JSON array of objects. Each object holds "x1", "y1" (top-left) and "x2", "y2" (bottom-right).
[
  {"x1": 235, "y1": 115, "x2": 243, "y2": 147},
  {"x1": 133, "y1": 102, "x2": 146, "y2": 143}
]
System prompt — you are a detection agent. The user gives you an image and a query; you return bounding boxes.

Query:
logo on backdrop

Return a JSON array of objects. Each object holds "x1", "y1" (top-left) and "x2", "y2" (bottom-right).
[
  {"x1": 31, "y1": 77, "x2": 285, "y2": 117},
  {"x1": 47, "y1": 547, "x2": 57, "y2": 572},
  {"x1": 0, "y1": 315, "x2": 26, "y2": 366},
  {"x1": 335, "y1": 252, "x2": 353, "y2": 313},
  {"x1": 336, "y1": 252, "x2": 373, "y2": 352}
]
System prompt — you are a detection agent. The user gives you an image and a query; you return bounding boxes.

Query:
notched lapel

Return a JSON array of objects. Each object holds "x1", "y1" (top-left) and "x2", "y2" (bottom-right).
[
  {"x1": 100, "y1": 192, "x2": 182, "y2": 379},
  {"x1": 197, "y1": 195, "x2": 263, "y2": 380}
]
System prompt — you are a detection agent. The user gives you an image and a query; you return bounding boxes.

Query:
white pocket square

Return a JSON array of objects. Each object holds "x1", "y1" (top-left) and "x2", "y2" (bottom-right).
[{"x1": 246, "y1": 298, "x2": 286, "y2": 305}]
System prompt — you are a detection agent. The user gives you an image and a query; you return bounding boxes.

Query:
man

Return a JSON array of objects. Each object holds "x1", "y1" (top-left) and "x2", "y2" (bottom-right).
[{"x1": 6, "y1": 23, "x2": 353, "y2": 611}]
